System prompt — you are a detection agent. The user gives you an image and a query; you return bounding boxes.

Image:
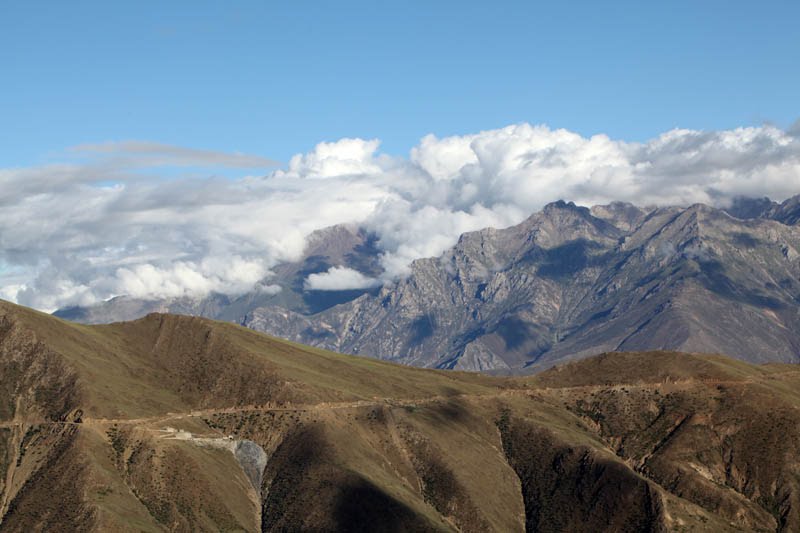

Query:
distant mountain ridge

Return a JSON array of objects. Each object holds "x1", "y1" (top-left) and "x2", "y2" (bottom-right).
[
  {"x1": 724, "y1": 194, "x2": 800, "y2": 225},
  {"x1": 56, "y1": 195, "x2": 800, "y2": 372}
]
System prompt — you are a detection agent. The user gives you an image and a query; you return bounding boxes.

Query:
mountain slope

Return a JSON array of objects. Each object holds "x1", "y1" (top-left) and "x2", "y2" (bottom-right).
[
  {"x1": 245, "y1": 199, "x2": 800, "y2": 371},
  {"x1": 56, "y1": 196, "x2": 800, "y2": 372},
  {"x1": 2, "y1": 300, "x2": 800, "y2": 531}
]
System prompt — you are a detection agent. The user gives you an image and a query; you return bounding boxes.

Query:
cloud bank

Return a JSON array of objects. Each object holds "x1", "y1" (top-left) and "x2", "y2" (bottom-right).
[{"x1": 1, "y1": 124, "x2": 799, "y2": 311}]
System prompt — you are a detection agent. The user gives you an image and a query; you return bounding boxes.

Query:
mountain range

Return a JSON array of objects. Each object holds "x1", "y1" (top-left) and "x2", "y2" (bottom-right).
[
  {"x1": 56, "y1": 195, "x2": 800, "y2": 372},
  {"x1": 3, "y1": 300, "x2": 800, "y2": 531}
]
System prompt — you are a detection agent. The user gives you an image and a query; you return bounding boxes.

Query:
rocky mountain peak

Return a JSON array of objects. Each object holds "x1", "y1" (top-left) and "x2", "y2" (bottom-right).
[
  {"x1": 590, "y1": 201, "x2": 651, "y2": 232},
  {"x1": 724, "y1": 195, "x2": 778, "y2": 220},
  {"x1": 55, "y1": 196, "x2": 800, "y2": 373}
]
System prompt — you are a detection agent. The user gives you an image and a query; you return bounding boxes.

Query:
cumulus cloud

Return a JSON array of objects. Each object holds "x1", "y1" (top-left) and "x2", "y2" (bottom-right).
[
  {"x1": 304, "y1": 266, "x2": 381, "y2": 291},
  {"x1": 113, "y1": 256, "x2": 267, "y2": 300},
  {"x1": 1, "y1": 123, "x2": 799, "y2": 311},
  {"x1": 275, "y1": 138, "x2": 386, "y2": 178}
]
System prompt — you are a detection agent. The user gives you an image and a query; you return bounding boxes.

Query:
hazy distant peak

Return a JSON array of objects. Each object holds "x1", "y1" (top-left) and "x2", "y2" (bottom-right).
[{"x1": 590, "y1": 202, "x2": 651, "y2": 232}]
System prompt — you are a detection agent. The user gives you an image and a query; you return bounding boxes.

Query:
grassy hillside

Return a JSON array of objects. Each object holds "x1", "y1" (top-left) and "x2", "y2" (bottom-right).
[
  {"x1": 1, "y1": 299, "x2": 799, "y2": 531},
  {"x1": 1, "y1": 300, "x2": 500, "y2": 420}
]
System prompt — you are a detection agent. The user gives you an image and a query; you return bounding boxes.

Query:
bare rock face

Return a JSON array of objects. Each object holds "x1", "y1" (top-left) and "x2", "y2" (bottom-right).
[
  {"x1": 234, "y1": 440, "x2": 268, "y2": 492},
  {"x1": 58, "y1": 196, "x2": 800, "y2": 372},
  {"x1": 245, "y1": 198, "x2": 800, "y2": 371}
]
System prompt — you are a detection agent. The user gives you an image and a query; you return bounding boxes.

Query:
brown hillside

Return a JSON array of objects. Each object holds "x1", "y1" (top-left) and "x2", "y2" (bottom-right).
[{"x1": 1, "y1": 300, "x2": 799, "y2": 531}]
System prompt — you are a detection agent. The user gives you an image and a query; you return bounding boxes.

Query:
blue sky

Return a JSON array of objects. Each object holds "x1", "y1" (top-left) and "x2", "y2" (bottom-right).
[
  {"x1": 3, "y1": 1, "x2": 800, "y2": 310},
  {"x1": 2, "y1": 0, "x2": 798, "y2": 168}
]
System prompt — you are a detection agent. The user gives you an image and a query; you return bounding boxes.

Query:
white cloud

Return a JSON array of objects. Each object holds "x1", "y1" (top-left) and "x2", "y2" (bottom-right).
[
  {"x1": 304, "y1": 266, "x2": 381, "y2": 291},
  {"x1": 275, "y1": 138, "x2": 386, "y2": 178},
  {"x1": 113, "y1": 256, "x2": 267, "y2": 300},
  {"x1": 1, "y1": 123, "x2": 799, "y2": 311}
]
